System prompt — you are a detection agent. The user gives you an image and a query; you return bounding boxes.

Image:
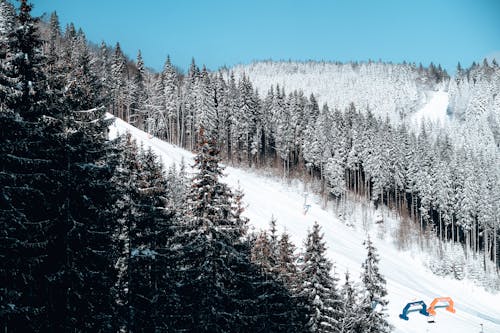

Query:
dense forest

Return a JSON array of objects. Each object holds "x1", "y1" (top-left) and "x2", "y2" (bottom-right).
[{"x1": 0, "y1": 1, "x2": 398, "y2": 332}]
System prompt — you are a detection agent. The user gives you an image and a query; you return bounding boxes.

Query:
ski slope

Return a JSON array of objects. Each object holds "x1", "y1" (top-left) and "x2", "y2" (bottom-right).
[
  {"x1": 108, "y1": 115, "x2": 500, "y2": 333},
  {"x1": 411, "y1": 90, "x2": 449, "y2": 128}
]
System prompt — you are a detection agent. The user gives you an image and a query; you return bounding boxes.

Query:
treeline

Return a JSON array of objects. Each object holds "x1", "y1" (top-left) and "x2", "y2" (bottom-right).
[
  {"x1": 229, "y1": 60, "x2": 449, "y2": 121},
  {"x1": 1, "y1": 1, "x2": 393, "y2": 332}
]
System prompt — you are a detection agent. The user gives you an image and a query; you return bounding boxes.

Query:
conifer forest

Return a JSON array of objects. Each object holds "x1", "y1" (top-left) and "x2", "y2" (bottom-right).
[{"x1": 1, "y1": 1, "x2": 499, "y2": 332}]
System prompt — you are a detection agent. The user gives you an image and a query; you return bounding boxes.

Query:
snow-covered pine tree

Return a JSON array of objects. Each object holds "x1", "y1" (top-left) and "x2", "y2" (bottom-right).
[
  {"x1": 183, "y1": 57, "x2": 200, "y2": 150},
  {"x1": 0, "y1": 1, "x2": 60, "y2": 329},
  {"x1": 358, "y1": 237, "x2": 391, "y2": 333},
  {"x1": 42, "y1": 11, "x2": 68, "y2": 98},
  {"x1": 60, "y1": 65, "x2": 118, "y2": 333},
  {"x1": 226, "y1": 71, "x2": 240, "y2": 161},
  {"x1": 111, "y1": 42, "x2": 128, "y2": 120},
  {"x1": 2, "y1": 2, "x2": 119, "y2": 330},
  {"x1": 197, "y1": 66, "x2": 217, "y2": 140},
  {"x1": 252, "y1": 230, "x2": 274, "y2": 273},
  {"x1": 165, "y1": 158, "x2": 189, "y2": 210},
  {"x1": 302, "y1": 93, "x2": 322, "y2": 173},
  {"x1": 45, "y1": 11, "x2": 61, "y2": 72},
  {"x1": 110, "y1": 133, "x2": 140, "y2": 330},
  {"x1": 130, "y1": 50, "x2": 146, "y2": 129},
  {"x1": 97, "y1": 41, "x2": 112, "y2": 106},
  {"x1": 338, "y1": 270, "x2": 361, "y2": 333},
  {"x1": 299, "y1": 222, "x2": 342, "y2": 332},
  {"x1": 250, "y1": 219, "x2": 306, "y2": 332},
  {"x1": 277, "y1": 231, "x2": 299, "y2": 291},
  {"x1": 129, "y1": 146, "x2": 177, "y2": 331},
  {"x1": 162, "y1": 55, "x2": 180, "y2": 143},
  {"x1": 173, "y1": 129, "x2": 255, "y2": 331},
  {"x1": 214, "y1": 71, "x2": 230, "y2": 155}
]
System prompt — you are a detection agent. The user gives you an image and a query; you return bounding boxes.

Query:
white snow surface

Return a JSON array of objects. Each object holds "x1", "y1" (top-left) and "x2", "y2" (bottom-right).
[
  {"x1": 108, "y1": 114, "x2": 500, "y2": 333},
  {"x1": 411, "y1": 90, "x2": 450, "y2": 128}
]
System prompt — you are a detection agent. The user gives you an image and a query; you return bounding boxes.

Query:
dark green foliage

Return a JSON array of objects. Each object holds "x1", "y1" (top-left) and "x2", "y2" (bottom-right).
[
  {"x1": 173, "y1": 132, "x2": 254, "y2": 331},
  {"x1": 0, "y1": 1, "x2": 61, "y2": 329},
  {"x1": 1, "y1": 2, "x2": 117, "y2": 331}
]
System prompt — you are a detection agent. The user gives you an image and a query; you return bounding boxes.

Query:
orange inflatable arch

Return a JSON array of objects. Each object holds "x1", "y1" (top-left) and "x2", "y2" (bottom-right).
[{"x1": 427, "y1": 297, "x2": 455, "y2": 316}]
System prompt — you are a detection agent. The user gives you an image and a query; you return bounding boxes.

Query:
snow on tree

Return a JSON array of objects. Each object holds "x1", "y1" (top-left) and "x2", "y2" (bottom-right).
[
  {"x1": 299, "y1": 222, "x2": 342, "y2": 332},
  {"x1": 172, "y1": 129, "x2": 258, "y2": 331},
  {"x1": 358, "y1": 237, "x2": 391, "y2": 333},
  {"x1": 338, "y1": 270, "x2": 362, "y2": 333}
]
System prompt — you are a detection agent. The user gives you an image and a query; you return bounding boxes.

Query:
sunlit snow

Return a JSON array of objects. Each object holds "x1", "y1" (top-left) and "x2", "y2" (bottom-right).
[{"x1": 411, "y1": 90, "x2": 450, "y2": 128}]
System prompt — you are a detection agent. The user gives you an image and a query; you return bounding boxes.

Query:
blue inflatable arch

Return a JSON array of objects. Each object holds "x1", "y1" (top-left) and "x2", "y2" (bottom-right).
[{"x1": 399, "y1": 301, "x2": 429, "y2": 320}]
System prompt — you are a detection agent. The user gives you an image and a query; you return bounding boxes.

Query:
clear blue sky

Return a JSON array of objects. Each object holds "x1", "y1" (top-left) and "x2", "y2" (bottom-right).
[{"x1": 30, "y1": 0, "x2": 500, "y2": 73}]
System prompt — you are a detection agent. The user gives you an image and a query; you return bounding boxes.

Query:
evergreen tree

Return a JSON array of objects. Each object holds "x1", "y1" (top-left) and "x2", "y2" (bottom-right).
[
  {"x1": 358, "y1": 237, "x2": 391, "y2": 333},
  {"x1": 0, "y1": 1, "x2": 58, "y2": 329},
  {"x1": 110, "y1": 134, "x2": 141, "y2": 331},
  {"x1": 131, "y1": 50, "x2": 146, "y2": 129},
  {"x1": 299, "y1": 222, "x2": 341, "y2": 332},
  {"x1": 129, "y1": 147, "x2": 176, "y2": 331},
  {"x1": 162, "y1": 55, "x2": 179, "y2": 143},
  {"x1": 111, "y1": 42, "x2": 128, "y2": 119},
  {"x1": 1, "y1": 3, "x2": 120, "y2": 330},
  {"x1": 338, "y1": 271, "x2": 361, "y2": 333},
  {"x1": 173, "y1": 129, "x2": 255, "y2": 331},
  {"x1": 0, "y1": 0, "x2": 15, "y2": 59},
  {"x1": 277, "y1": 230, "x2": 299, "y2": 290},
  {"x1": 251, "y1": 220, "x2": 306, "y2": 332}
]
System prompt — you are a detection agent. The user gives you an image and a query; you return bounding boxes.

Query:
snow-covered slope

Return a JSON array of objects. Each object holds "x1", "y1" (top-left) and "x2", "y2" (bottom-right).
[
  {"x1": 410, "y1": 90, "x2": 450, "y2": 128},
  {"x1": 108, "y1": 115, "x2": 500, "y2": 333}
]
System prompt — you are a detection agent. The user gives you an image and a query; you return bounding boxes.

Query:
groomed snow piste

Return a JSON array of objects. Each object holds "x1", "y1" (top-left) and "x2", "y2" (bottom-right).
[
  {"x1": 108, "y1": 114, "x2": 500, "y2": 333},
  {"x1": 411, "y1": 90, "x2": 450, "y2": 128}
]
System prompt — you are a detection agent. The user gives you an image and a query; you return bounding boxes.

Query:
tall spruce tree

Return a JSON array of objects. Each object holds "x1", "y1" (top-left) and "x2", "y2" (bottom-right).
[
  {"x1": 0, "y1": 1, "x2": 58, "y2": 329},
  {"x1": 358, "y1": 237, "x2": 391, "y2": 333},
  {"x1": 338, "y1": 271, "x2": 361, "y2": 333},
  {"x1": 2, "y1": 2, "x2": 120, "y2": 330},
  {"x1": 299, "y1": 222, "x2": 342, "y2": 332},
  {"x1": 173, "y1": 129, "x2": 255, "y2": 331},
  {"x1": 130, "y1": 146, "x2": 176, "y2": 331}
]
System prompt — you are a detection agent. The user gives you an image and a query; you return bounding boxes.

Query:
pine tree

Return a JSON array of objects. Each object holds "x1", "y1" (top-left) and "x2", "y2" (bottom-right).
[
  {"x1": 338, "y1": 271, "x2": 361, "y2": 333},
  {"x1": 0, "y1": 0, "x2": 15, "y2": 61},
  {"x1": 173, "y1": 129, "x2": 255, "y2": 331},
  {"x1": 0, "y1": 0, "x2": 15, "y2": 100},
  {"x1": 110, "y1": 133, "x2": 142, "y2": 331},
  {"x1": 60, "y1": 80, "x2": 118, "y2": 332},
  {"x1": 299, "y1": 222, "x2": 341, "y2": 332},
  {"x1": 111, "y1": 42, "x2": 128, "y2": 119},
  {"x1": 251, "y1": 220, "x2": 306, "y2": 332},
  {"x1": 1, "y1": 3, "x2": 120, "y2": 330},
  {"x1": 197, "y1": 66, "x2": 217, "y2": 139},
  {"x1": 358, "y1": 237, "x2": 391, "y2": 333},
  {"x1": 0, "y1": 2, "x2": 59, "y2": 329},
  {"x1": 129, "y1": 147, "x2": 176, "y2": 331},
  {"x1": 277, "y1": 230, "x2": 299, "y2": 290},
  {"x1": 162, "y1": 55, "x2": 179, "y2": 143},
  {"x1": 131, "y1": 50, "x2": 146, "y2": 129}
]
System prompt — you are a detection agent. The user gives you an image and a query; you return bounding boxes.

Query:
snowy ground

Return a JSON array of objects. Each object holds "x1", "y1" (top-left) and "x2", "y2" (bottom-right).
[
  {"x1": 108, "y1": 115, "x2": 500, "y2": 333},
  {"x1": 410, "y1": 90, "x2": 449, "y2": 128}
]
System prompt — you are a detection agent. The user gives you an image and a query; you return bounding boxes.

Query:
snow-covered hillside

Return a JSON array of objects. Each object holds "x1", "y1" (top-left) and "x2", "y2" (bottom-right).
[
  {"x1": 109, "y1": 115, "x2": 500, "y2": 333},
  {"x1": 228, "y1": 61, "x2": 441, "y2": 123},
  {"x1": 410, "y1": 90, "x2": 450, "y2": 128}
]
